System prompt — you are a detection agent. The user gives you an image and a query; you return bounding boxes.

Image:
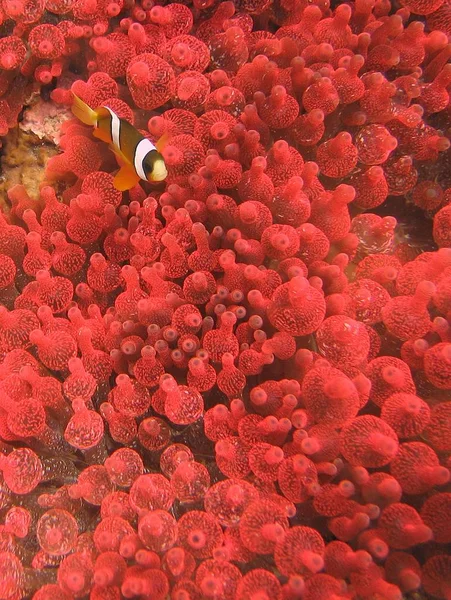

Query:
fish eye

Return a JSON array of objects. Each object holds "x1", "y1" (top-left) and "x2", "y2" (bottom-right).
[{"x1": 143, "y1": 156, "x2": 154, "y2": 179}]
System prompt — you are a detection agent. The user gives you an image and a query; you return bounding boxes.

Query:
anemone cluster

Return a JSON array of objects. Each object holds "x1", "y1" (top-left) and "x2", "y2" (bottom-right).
[{"x1": 0, "y1": 0, "x2": 451, "y2": 599}]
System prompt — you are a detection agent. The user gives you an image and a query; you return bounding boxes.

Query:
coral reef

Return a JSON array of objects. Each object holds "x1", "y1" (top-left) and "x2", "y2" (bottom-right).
[
  {"x1": 0, "y1": 127, "x2": 59, "y2": 210},
  {"x1": 0, "y1": 1, "x2": 450, "y2": 599}
]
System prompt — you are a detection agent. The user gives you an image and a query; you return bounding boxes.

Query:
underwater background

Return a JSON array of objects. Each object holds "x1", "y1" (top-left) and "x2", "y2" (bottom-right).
[{"x1": 0, "y1": 0, "x2": 451, "y2": 598}]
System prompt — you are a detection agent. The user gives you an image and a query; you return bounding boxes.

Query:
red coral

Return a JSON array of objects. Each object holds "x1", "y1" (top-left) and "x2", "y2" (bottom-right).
[
  {"x1": 340, "y1": 416, "x2": 399, "y2": 468},
  {"x1": 267, "y1": 276, "x2": 326, "y2": 336},
  {"x1": 302, "y1": 360, "x2": 360, "y2": 425},
  {"x1": 316, "y1": 133, "x2": 358, "y2": 178},
  {"x1": 164, "y1": 35, "x2": 210, "y2": 74},
  {"x1": 236, "y1": 569, "x2": 282, "y2": 600},
  {"x1": 421, "y1": 493, "x2": 451, "y2": 544},
  {"x1": 28, "y1": 24, "x2": 65, "y2": 59},
  {"x1": 149, "y1": 3, "x2": 193, "y2": 38},
  {"x1": 274, "y1": 525, "x2": 325, "y2": 577},
  {"x1": 0, "y1": 36, "x2": 27, "y2": 70},
  {"x1": 390, "y1": 442, "x2": 450, "y2": 495},
  {"x1": 126, "y1": 53, "x2": 176, "y2": 110},
  {"x1": 381, "y1": 281, "x2": 435, "y2": 341},
  {"x1": 0, "y1": 2, "x2": 450, "y2": 597},
  {"x1": 422, "y1": 555, "x2": 451, "y2": 600},
  {"x1": 378, "y1": 503, "x2": 432, "y2": 549},
  {"x1": 47, "y1": 135, "x2": 103, "y2": 180},
  {"x1": 381, "y1": 393, "x2": 430, "y2": 438},
  {"x1": 177, "y1": 511, "x2": 223, "y2": 559},
  {"x1": 423, "y1": 402, "x2": 451, "y2": 453},
  {"x1": 0, "y1": 447, "x2": 43, "y2": 494}
]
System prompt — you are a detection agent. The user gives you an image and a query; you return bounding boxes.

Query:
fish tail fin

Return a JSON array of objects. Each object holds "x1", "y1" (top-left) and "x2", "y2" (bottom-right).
[{"x1": 71, "y1": 94, "x2": 98, "y2": 126}]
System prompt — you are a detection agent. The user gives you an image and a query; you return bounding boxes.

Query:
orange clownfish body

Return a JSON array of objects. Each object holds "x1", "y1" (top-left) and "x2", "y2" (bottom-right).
[{"x1": 71, "y1": 94, "x2": 168, "y2": 191}]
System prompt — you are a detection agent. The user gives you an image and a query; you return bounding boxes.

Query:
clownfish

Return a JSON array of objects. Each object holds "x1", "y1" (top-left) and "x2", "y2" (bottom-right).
[{"x1": 71, "y1": 94, "x2": 168, "y2": 191}]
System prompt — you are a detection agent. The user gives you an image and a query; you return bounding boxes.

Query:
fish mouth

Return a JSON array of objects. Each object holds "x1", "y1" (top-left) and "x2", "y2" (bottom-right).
[{"x1": 150, "y1": 160, "x2": 168, "y2": 182}]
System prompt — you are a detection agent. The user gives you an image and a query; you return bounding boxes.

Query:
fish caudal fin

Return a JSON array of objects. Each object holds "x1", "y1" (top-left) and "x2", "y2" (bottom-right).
[
  {"x1": 113, "y1": 165, "x2": 140, "y2": 191},
  {"x1": 71, "y1": 94, "x2": 98, "y2": 126}
]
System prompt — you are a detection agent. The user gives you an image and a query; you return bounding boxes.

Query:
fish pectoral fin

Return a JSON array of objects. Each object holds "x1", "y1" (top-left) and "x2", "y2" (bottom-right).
[
  {"x1": 108, "y1": 144, "x2": 130, "y2": 167},
  {"x1": 92, "y1": 127, "x2": 112, "y2": 144},
  {"x1": 113, "y1": 165, "x2": 140, "y2": 191}
]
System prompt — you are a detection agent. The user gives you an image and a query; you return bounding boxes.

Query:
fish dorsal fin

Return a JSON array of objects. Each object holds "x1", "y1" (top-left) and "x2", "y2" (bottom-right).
[
  {"x1": 71, "y1": 94, "x2": 98, "y2": 126},
  {"x1": 156, "y1": 131, "x2": 169, "y2": 154},
  {"x1": 113, "y1": 165, "x2": 140, "y2": 191}
]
